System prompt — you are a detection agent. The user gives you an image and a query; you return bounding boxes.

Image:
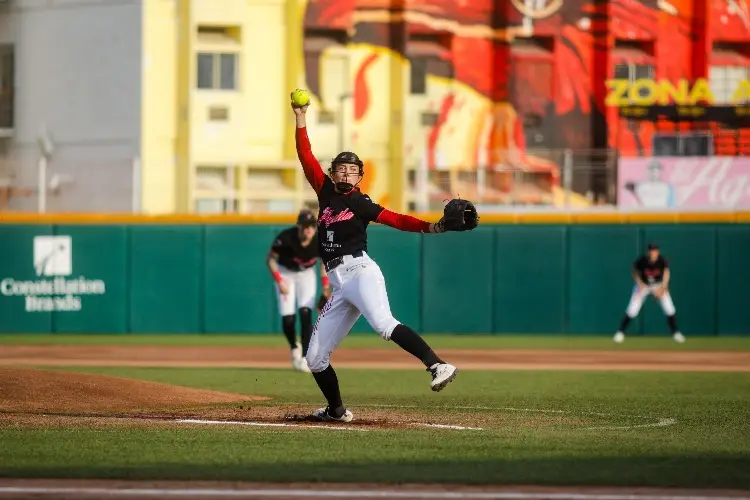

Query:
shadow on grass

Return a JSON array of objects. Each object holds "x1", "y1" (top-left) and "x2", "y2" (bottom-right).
[{"x1": 1, "y1": 455, "x2": 749, "y2": 489}]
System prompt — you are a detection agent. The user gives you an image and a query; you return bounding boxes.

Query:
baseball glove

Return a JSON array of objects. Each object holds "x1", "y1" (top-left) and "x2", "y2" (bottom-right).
[
  {"x1": 440, "y1": 198, "x2": 479, "y2": 232},
  {"x1": 316, "y1": 294, "x2": 329, "y2": 313}
]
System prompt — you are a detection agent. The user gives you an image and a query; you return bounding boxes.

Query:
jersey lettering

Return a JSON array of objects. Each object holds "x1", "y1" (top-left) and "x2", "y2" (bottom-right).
[
  {"x1": 315, "y1": 177, "x2": 385, "y2": 264},
  {"x1": 318, "y1": 207, "x2": 355, "y2": 227},
  {"x1": 634, "y1": 255, "x2": 668, "y2": 284}
]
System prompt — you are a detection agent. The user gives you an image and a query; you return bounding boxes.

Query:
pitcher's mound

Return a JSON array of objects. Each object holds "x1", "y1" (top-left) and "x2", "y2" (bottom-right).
[{"x1": 0, "y1": 367, "x2": 266, "y2": 414}]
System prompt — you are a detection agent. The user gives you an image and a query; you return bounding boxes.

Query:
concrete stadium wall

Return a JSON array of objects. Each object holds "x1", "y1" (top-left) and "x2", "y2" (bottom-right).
[
  {"x1": 1, "y1": 0, "x2": 142, "y2": 212},
  {"x1": 1, "y1": 215, "x2": 748, "y2": 335}
]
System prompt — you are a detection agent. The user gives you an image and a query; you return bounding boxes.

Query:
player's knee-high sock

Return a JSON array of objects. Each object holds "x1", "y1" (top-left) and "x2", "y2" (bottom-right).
[
  {"x1": 312, "y1": 365, "x2": 345, "y2": 417},
  {"x1": 667, "y1": 314, "x2": 679, "y2": 334},
  {"x1": 390, "y1": 324, "x2": 444, "y2": 368},
  {"x1": 298, "y1": 307, "x2": 313, "y2": 356},
  {"x1": 618, "y1": 314, "x2": 634, "y2": 332},
  {"x1": 281, "y1": 315, "x2": 297, "y2": 349}
]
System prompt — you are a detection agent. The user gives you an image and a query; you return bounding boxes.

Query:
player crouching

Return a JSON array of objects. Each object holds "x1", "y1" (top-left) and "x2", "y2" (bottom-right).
[
  {"x1": 267, "y1": 209, "x2": 332, "y2": 372},
  {"x1": 614, "y1": 243, "x2": 685, "y2": 344}
]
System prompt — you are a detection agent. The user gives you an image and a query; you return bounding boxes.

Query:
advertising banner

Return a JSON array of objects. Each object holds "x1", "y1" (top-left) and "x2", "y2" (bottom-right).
[
  {"x1": 618, "y1": 157, "x2": 750, "y2": 209},
  {"x1": 0, "y1": 226, "x2": 127, "y2": 333}
]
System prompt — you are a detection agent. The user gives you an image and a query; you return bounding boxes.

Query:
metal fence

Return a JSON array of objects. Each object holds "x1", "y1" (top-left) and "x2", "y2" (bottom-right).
[
  {"x1": 404, "y1": 149, "x2": 619, "y2": 212},
  {"x1": 7, "y1": 146, "x2": 749, "y2": 214},
  {"x1": 0, "y1": 147, "x2": 622, "y2": 213}
]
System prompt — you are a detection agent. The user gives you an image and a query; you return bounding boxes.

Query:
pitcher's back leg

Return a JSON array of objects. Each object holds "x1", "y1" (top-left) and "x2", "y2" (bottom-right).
[{"x1": 346, "y1": 263, "x2": 458, "y2": 392}]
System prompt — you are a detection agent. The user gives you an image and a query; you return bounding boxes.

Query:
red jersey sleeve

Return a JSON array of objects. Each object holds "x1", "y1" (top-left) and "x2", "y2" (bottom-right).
[
  {"x1": 295, "y1": 127, "x2": 327, "y2": 194},
  {"x1": 376, "y1": 209, "x2": 431, "y2": 233}
]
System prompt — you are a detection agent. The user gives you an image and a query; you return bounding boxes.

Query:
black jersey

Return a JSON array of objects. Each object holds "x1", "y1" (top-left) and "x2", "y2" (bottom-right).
[
  {"x1": 634, "y1": 255, "x2": 669, "y2": 284},
  {"x1": 316, "y1": 177, "x2": 385, "y2": 263},
  {"x1": 271, "y1": 227, "x2": 319, "y2": 272}
]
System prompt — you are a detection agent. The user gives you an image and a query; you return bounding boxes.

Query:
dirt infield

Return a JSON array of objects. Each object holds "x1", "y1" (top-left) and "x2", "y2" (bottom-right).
[
  {"x1": 1, "y1": 345, "x2": 748, "y2": 371},
  {"x1": 0, "y1": 367, "x2": 273, "y2": 430},
  {"x1": 0, "y1": 367, "x2": 582, "y2": 431},
  {"x1": 0, "y1": 367, "x2": 266, "y2": 414}
]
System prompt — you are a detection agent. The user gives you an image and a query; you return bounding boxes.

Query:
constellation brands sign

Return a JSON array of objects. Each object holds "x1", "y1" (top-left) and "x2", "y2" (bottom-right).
[
  {"x1": 605, "y1": 78, "x2": 750, "y2": 106},
  {"x1": 0, "y1": 236, "x2": 106, "y2": 312},
  {"x1": 618, "y1": 157, "x2": 750, "y2": 209}
]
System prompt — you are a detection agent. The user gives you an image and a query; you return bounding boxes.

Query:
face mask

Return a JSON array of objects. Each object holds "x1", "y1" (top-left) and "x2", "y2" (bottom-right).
[{"x1": 335, "y1": 181, "x2": 354, "y2": 192}]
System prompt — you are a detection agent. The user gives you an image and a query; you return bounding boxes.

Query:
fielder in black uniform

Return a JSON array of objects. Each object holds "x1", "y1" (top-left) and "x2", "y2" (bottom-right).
[
  {"x1": 291, "y1": 93, "x2": 478, "y2": 423},
  {"x1": 614, "y1": 243, "x2": 685, "y2": 343},
  {"x1": 267, "y1": 209, "x2": 332, "y2": 372}
]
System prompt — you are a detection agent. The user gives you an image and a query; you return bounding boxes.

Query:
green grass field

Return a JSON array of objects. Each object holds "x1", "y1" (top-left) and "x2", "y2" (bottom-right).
[
  {"x1": 1, "y1": 333, "x2": 749, "y2": 351},
  {"x1": 0, "y1": 335, "x2": 749, "y2": 489}
]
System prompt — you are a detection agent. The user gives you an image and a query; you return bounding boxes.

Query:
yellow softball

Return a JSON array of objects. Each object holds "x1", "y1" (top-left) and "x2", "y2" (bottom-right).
[{"x1": 290, "y1": 88, "x2": 310, "y2": 108}]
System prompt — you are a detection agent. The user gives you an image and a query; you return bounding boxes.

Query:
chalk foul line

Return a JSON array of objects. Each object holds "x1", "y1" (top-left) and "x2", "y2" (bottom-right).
[
  {"x1": 175, "y1": 418, "x2": 484, "y2": 432},
  {"x1": 414, "y1": 423, "x2": 484, "y2": 431},
  {"x1": 175, "y1": 418, "x2": 371, "y2": 432},
  {"x1": 587, "y1": 417, "x2": 677, "y2": 430},
  {"x1": 306, "y1": 403, "x2": 678, "y2": 431}
]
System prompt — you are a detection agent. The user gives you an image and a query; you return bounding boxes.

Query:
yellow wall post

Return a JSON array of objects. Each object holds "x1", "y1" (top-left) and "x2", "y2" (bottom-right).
[
  {"x1": 284, "y1": 0, "x2": 304, "y2": 162},
  {"x1": 388, "y1": 7, "x2": 406, "y2": 212},
  {"x1": 140, "y1": 0, "x2": 178, "y2": 214},
  {"x1": 174, "y1": 0, "x2": 192, "y2": 212}
]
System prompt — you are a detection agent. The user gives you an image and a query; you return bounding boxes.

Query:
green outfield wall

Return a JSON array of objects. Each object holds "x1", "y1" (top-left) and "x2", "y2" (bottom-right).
[{"x1": 1, "y1": 221, "x2": 748, "y2": 335}]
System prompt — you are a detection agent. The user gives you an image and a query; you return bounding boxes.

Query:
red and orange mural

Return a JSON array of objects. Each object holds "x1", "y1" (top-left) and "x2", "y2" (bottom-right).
[{"x1": 296, "y1": 0, "x2": 750, "y2": 207}]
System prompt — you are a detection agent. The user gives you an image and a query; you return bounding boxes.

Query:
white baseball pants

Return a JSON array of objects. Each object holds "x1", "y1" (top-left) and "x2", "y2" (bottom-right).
[
  {"x1": 275, "y1": 265, "x2": 317, "y2": 316},
  {"x1": 305, "y1": 252, "x2": 400, "y2": 373},
  {"x1": 625, "y1": 283, "x2": 676, "y2": 317}
]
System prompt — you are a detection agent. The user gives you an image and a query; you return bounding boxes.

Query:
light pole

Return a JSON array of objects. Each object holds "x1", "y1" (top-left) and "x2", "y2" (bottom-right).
[{"x1": 36, "y1": 125, "x2": 54, "y2": 213}]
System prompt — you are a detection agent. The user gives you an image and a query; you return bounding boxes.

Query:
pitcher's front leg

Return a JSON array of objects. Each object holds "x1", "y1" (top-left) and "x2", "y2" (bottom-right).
[{"x1": 305, "y1": 292, "x2": 361, "y2": 422}]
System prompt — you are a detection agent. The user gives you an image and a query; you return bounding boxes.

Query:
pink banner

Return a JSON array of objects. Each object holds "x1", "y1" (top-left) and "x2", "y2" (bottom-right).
[{"x1": 618, "y1": 157, "x2": 750, "y2": 208}]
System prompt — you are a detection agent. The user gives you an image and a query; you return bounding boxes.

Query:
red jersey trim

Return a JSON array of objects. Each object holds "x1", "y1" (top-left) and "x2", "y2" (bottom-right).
[
  {"x1": 376, "y1": 209, "x2": 431, "y2": 233},
  {"x1": 295, "y1": 127, "x2": 326, "y2": 194}
]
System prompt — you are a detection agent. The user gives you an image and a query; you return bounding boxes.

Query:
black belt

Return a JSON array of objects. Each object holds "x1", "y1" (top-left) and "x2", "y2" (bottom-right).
[{"x1": 325, "y1": 250, "x2": 364, "y2": 273}]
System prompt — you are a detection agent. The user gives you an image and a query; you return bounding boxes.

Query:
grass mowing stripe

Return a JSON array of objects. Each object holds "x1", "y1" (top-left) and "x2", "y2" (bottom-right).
[
  {"x1": 0, "y1": 487, "x2": 747, "y2": 500},
  {"x1": 0, "y1": 334, "x2": 749, "y2": 351},
  {"x1": 1, "y1": 428, "x2": 747, "y2": 487}
]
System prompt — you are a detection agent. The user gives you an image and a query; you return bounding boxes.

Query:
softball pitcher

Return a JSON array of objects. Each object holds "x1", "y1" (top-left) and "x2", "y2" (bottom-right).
[{"x1": 291, "y1": 91, "x2": 479, "y2": 423}]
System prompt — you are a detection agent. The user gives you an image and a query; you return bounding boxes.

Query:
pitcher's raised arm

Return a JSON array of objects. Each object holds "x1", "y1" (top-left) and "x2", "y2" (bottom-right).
[{"x1": 293, "y1": 105, "x2": 326, "y2": 193}]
